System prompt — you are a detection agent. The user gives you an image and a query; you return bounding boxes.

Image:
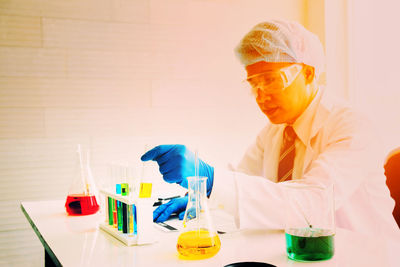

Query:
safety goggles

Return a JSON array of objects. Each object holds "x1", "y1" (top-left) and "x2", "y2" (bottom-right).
[{"x1": 246, "y1": 64, "x2": 303, "y2": 96}]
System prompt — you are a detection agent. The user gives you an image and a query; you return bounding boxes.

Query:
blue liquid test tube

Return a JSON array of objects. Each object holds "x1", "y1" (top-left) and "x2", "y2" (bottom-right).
[{"x1": 133, "y1": 204, "x2": 137, "y2": 235}]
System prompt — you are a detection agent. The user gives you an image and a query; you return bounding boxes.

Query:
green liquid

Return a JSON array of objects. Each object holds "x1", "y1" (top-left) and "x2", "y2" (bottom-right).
[
  {"x1": 121, "y1": 183, "x2": 129, "y2": 196},
  {"x1": 108, "y1": 197, "x2": 114, "y2": 225},
  {"x1": 117, "y1": 201, "x2": 123, "y2": 231},
  {"x1": 285, "y1": 228, "x2": 334, "y2": 261}
]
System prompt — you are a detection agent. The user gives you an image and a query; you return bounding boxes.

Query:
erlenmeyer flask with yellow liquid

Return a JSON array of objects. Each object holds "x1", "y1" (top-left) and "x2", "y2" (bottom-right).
[
  {"x1": 65, "y1": 145, "x2": 99, "y2": 216},
  {"x1": 177, "y1": 176, "x2": 221, "y2": 260}
]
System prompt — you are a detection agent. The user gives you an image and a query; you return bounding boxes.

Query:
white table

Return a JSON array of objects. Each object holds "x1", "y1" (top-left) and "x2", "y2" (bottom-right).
[{"x1": 21, "y1": 200, "x2": 400, "y2": 267}]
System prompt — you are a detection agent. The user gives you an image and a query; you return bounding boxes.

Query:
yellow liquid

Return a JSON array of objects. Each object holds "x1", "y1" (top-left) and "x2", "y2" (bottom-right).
[{"x1": 177, "y1": 230, "x2": 221, "y2": 260}]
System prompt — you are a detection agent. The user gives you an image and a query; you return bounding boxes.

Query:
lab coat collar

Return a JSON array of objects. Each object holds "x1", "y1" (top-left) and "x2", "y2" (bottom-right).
[
  {"x1": 294, "y1": 87, "x2": 330, "y2": 176},
  {"x1": 309, "y1": 88, "x2": 331, "y2": 142}
]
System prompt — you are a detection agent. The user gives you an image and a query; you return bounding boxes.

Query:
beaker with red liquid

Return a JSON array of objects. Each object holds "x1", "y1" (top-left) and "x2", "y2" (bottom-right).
[{"x1": 65, "y1": 145, "x2": 99, "y2": 216}]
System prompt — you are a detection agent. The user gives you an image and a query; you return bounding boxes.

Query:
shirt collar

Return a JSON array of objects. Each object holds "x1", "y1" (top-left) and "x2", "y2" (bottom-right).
[{"x1": 290, "y1": 87, "x2": 327, "y2": 146}]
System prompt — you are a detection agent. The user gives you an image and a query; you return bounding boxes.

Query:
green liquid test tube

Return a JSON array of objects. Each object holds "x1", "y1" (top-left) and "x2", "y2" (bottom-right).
[
  {"x1": 108, "y1": 197, "x2": 113, "y2": 225},
  {"x1": 121, "y1": 183, "x2": 129, "y2": 196},
  {"x1": 117, "y1": 201, "x2": 123, "y2": 231}
]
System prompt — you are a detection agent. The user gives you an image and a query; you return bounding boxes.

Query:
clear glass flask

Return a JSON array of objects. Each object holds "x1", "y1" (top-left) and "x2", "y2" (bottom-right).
[
  {"x1": 65, "y1": 145, "x2": 99, "y2": 216},
  {"x1": 176, "y1": 176, "x2": 221, "y2": 260}
]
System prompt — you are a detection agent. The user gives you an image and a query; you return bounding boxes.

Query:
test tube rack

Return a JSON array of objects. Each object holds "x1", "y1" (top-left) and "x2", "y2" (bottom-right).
[{"x1": 99, "y1": 188, "x2": 157, "y2": 246}]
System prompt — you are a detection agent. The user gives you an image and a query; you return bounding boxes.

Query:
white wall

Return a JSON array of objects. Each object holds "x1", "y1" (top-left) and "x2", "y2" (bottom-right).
[
  {"x1": 0, "y1": 0, "x2": 308, "y2": 265},
  {"x1": 323, "y1": 0, "x2": 400, "y2": 157},
  {"x1": 325, "y1": 0, "x2": 349, "y2": 99},
  {"x1": 348, "y1": 0, "x2": 400, "y2": 156}
]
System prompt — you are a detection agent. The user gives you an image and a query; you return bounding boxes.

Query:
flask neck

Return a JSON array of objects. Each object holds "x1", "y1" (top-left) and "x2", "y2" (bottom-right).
[{"x1": 187, "y1": 176, "x2": 207, "y2": 200}]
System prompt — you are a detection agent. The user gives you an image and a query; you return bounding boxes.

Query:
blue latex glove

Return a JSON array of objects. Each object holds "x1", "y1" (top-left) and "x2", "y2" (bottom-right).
[
  {"x1": 153, "y1": 196, "x2": 188, "y2": 223},
  {"x1": 141, "y1": 144, "x2": 214, "y2": 195}
]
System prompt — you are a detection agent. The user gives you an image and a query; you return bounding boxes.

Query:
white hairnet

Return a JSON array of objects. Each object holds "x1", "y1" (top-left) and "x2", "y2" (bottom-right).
[{"x1": 235, "y1": 20, "x2": 325, "y2": 79}]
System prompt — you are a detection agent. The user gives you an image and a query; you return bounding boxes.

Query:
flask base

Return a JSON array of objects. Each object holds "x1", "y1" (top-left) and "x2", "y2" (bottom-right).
[
  {"x1": 177, "y1": 230, "x2": 221, "y2": 260},
  {"x1": 65, "y1": 194, "x2": 99, "y2": 216}
]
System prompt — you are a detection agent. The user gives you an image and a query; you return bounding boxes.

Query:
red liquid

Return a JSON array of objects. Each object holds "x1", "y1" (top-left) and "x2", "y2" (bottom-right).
[
  {"x1": 113, "y1": 199, "x2": 118, "y2": 228},
  {"x1": 65, "y1": 194, "x2": 99, "y2": 215}
]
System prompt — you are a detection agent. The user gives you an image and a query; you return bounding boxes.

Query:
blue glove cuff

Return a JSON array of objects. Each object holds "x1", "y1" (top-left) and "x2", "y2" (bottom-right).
[{"x1": 207, "y1": 166, "x2": 214, "y2": 197}]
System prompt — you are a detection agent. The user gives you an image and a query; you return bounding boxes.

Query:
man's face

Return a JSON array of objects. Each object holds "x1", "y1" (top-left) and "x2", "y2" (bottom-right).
[{"x1": 246, "y1": 61, "x2": 315, "y2": 124}]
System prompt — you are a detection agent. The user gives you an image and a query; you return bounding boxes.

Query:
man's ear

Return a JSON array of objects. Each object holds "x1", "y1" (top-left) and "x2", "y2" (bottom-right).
[{"x1": 303, "y1": 65, "x2": 315, "y2": 84}]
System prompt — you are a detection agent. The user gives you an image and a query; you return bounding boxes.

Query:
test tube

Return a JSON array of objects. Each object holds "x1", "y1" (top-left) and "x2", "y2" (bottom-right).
[
  {"x1": 121, "y1": 183, "x2": 129, "y2": 196},
  {"x1": 133, "y1": 204, "x2": 137, "y2": 235},
  {"x1": 115, "y1": 183, "x2": 121, "y2": 230},
  {"x1": 122, "y1": 202, "x2": 128, "y2": 233},
  {"x1": 108, "y1": 197, "x2": 114, "y2": 225},
  {"x1": 116, "y1": 184, "x2": 121, "y2": 194},
  {"x1": 121, "y1": 164, "x2": 129, "y2": 195},
  {"x1": 113, "y1": 199, "x2": 117, "y2": 228},
  {"x1": 117, "y1": 201, "x2": 123, "y2": 231},
  {"x1": 128, "y1": 205, "x2": 133, "y2": 235},
  {"x1": 121, "y1": 167, "x2": 129, "y2": 233}
]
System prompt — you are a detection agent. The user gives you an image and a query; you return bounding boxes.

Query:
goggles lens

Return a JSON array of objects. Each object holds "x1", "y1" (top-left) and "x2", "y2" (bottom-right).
[{"x1": 246, "y1": 64, "x2": 303, "y2": 96}]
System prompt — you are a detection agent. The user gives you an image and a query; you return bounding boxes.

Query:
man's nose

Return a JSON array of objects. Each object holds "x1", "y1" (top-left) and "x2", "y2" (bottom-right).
[{"x1": 257, "y1": 89, "x2": 272, "y2": 102}]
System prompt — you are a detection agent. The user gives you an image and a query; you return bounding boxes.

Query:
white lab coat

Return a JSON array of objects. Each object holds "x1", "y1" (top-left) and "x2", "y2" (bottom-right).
[{"x1": 209, "y1": 89, "x2": 399, "y2": 238}]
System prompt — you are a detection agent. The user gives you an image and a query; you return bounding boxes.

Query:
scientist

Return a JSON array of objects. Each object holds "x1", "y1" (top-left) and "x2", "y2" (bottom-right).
[{"x1": 142, "y1": 20, "x2": 399, "y2": 236}]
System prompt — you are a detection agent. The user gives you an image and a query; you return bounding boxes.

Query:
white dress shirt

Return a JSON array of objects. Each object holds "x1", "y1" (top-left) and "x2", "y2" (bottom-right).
[{"x1": 209, "y1": 88, "x2": 399, "y2": 237}]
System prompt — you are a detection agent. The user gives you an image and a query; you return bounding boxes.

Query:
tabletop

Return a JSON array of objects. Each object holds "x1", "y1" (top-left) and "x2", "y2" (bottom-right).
[{"x1": 21, "y1": 200, "x2": 400, "y2": 267}]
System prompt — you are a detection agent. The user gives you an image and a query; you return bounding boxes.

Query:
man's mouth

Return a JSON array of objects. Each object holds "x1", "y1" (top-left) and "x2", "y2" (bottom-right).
[{"x1": 264, "y1": 106, "x2": 279, "y2": 115}]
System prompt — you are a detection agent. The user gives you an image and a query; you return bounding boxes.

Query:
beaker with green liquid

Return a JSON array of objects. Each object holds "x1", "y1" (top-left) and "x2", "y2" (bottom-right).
[
  {"x1": 176, "y1": 176, "x2": 221, "y2": 260},
  {"x1": 282, "y1": 181, "x2": 335, "y2": 261}
]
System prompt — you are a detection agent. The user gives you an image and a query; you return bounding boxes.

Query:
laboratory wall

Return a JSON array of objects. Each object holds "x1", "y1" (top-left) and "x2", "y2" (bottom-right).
[
  {"x1": 347, "y1": 0, "x2": 400, "y2": 157},
  {"x1": 0, "y1": 0, "x2": 311, "y2": 265},
  {"x1": 323, "y1": 0, "x2": 400, "y2": 157}
]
